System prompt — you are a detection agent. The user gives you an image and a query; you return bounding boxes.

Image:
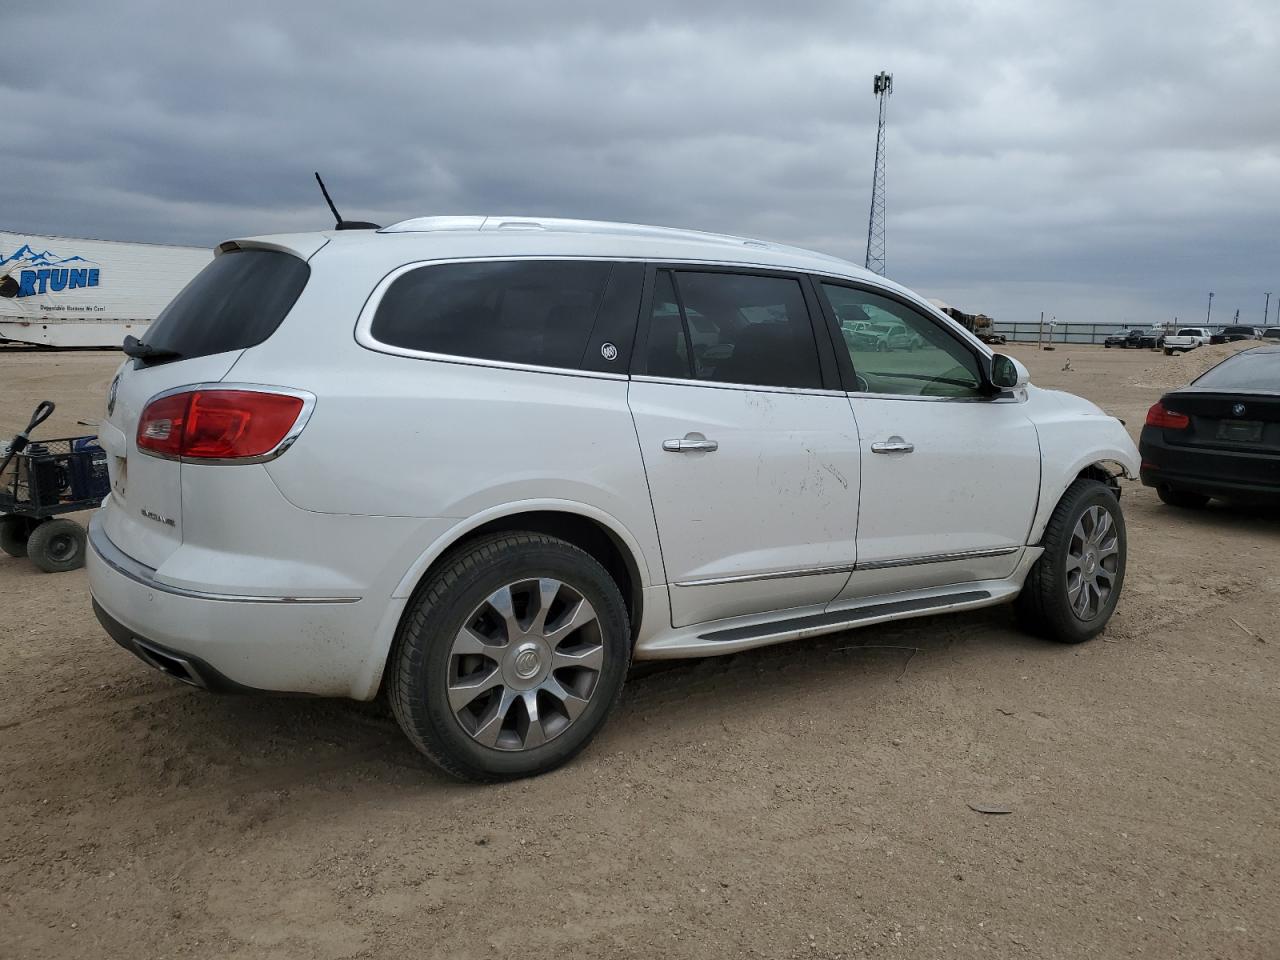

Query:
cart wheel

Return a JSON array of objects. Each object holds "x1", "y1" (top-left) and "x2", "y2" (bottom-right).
[
  {"x1": 1, "y1": 515, "x2": 33, "y2": 558},
  {"x1": 27, "y1": 519, "x2": 87, "y2": 573}
]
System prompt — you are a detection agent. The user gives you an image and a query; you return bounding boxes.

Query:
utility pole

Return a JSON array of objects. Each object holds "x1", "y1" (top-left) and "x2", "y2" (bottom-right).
[
  {"x1": 1206, "y1": 291, "x2": 1214, "y2": 326},
  {"x1": 864, "y1": 71, "x2": 893, "y2": 276},
  {"x1": 1038, "y1": 311, "x2": 1045, "y2": 350},
  {"x1": 1265, "y1": 292, "x2": 1271, "y2": 326}
]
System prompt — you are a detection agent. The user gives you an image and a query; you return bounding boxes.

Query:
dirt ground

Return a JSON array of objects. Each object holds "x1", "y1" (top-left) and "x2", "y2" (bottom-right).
[{"x1": 2, "y1": 343, "x2": 1277, "y2": 960}]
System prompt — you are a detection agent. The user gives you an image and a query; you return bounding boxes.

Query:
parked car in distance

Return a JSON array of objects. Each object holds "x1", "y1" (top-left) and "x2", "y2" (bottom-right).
[
  {"x1": 1104, "y1": 329, "x2": 1142, "y2": 348},
  {"x1": 1163, "y1": 327, "x2": 1212, "y2": 355},
  {"x1": 1210, "y1": 326, "x2": 1260, "y2": 344},
  {"x1": 87, "y1": 215, "x2": 1140, "y2": 781},
  {"x1": 1140, "y1": 346, "x2": 1279, "y2": 507},
  {"x1": 1104, "y1": 328, "x2": 1162, "y2": 349},
  {"x1": 1262, "y1": 328, "x2": 1280, "y2": 341}
]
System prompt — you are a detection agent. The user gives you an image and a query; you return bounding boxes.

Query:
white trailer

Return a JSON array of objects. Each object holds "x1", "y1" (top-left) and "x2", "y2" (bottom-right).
[{"x1": 0, "y1": 231, "x2": 210, "y2": 348}]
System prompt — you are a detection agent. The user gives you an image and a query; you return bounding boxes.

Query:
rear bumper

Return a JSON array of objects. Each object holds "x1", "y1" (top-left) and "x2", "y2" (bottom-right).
[
  {"x1": 1139, "y1": 428, "x2": 1280, "y2": 503},
  {"x1": 87, "y1": 511, "x2": 393, "y2": 697},
  {"x1": 92, "y1": 599, "x2": 262, "y2": 693}
]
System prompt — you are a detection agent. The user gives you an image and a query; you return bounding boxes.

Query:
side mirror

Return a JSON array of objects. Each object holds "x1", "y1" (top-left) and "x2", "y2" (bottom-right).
[{"x1": 990, "y1": 353, "x2": 1029, "y2": 390}]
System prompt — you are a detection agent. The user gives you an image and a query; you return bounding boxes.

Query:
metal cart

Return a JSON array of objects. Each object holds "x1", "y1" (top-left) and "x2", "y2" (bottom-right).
[{"x1": 0, "y1": 401, "x2": 110, "y2": 572}]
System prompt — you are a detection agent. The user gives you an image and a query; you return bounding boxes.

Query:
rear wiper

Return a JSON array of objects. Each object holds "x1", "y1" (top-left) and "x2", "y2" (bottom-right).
[{"x1": 122, "y1": 335, "x2": 182, "y2": 363}]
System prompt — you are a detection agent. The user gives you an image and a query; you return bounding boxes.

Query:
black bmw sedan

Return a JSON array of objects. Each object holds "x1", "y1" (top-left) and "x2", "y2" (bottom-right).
[{"x1": 1140, "y1": 346, "x2": 1280, "y2": 507}]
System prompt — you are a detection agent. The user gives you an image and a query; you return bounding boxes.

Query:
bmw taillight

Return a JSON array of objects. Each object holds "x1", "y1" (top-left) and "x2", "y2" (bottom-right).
[
  {"x1": 1145, "y1": 401, "x2": 1190, "y2": 430},
  {"x1": 136, "y1": 388, "x2": 309, "y2": 461}
]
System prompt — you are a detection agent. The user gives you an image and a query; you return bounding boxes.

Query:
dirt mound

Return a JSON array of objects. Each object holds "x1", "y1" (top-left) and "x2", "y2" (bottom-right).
[{"x1": 1130, "y1": 340, "x2": 1262, "y2": 389}]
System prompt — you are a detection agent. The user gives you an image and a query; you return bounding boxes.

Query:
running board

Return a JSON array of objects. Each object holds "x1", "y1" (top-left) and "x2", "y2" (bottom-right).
[
  {"x1": 698, "y1": 590, "x2": 991, "y2": 643},
  {"x1": 630, "y1": 559, "x2": 1039, "y2": 661}
]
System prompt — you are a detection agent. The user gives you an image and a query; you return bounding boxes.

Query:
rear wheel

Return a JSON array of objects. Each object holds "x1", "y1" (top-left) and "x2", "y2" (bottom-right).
[
  {"x1": 26, "y1": 518, "x2": 87, "y2": 573},
  {"x1": 389, "y1": 532, "x2": 630, "y2": 782},
  {"x1": 1157, "y1": 485, "x2": 1210, "y2": 509},
  {"x1": 0, "y1": 515, "x2": 32, "y2": 558},
  {"x1": 1017, "y1": 479, "x2": 1126, "y2": 644}
]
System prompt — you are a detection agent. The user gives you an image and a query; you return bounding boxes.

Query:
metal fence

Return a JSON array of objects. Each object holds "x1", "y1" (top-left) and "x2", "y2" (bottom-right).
[{"x1": 992, "y1": 322, "x2": 1134, "y2": 345}]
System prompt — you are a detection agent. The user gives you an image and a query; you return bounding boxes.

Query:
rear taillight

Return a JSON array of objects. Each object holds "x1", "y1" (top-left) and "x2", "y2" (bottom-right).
[
  {"x1": 1145, "y1": 401, "x2": 1190, "y2": 430},
  {"x1": 136, "y1": 389, "x2": 308, "y2": 461}
]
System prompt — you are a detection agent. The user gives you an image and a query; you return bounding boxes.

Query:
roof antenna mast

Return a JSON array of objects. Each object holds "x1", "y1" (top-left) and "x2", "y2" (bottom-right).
[{"x1": 313, "y1": 172, "x2": 380, "y2": 231}]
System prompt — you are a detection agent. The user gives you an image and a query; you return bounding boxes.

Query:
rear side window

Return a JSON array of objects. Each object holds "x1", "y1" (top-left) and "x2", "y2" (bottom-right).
[
  {"x1": 643, "y1": 269, "x2": 823, "y2": 390},
  {"x1": 143, "y1": 249, "x2": 309, "y2": 362},
  {"x1": 371, "y1": 260, "x2": 623, "y2": 370}
]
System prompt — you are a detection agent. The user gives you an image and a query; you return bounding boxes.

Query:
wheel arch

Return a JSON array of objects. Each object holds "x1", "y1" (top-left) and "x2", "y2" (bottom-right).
[
  {"x1": 353, "y1": 501, "x2": 654, "y2": 703},
  {"x1": 1030, "y1": 457, "x2": 1133, "y2": 545},
  {"x1": 392, "y1": 500, "x2": 650, "y2": 632}
]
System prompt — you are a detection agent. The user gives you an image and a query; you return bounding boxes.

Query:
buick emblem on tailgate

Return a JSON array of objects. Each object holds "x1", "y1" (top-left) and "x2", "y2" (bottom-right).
[{"x1": 1233, "y1": 403, "x2": 1247, "y2": 417}]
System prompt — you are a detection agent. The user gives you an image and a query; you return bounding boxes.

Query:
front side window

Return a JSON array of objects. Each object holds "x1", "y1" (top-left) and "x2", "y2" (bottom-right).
[
  {"x1": 370, "y1": 260, "x2": 616, "y2": 369},
  {"x1": 821, "y1": 283, "x2": 983, "y2": 398},
  {"x1": 643, "y1": 270, "x2": 822, "y2": 390}
]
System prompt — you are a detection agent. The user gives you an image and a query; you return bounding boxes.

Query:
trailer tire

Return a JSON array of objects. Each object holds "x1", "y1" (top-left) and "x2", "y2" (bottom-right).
[
  {"x1": 1, "y1": 515, "x2": 32, "y2": 558},
  {"x1": 27, "y1": 519, "x2": 87, "y2": 573}
]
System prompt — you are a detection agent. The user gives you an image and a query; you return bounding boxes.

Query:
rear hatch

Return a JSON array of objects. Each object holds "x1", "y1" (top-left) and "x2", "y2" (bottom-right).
[{"x1": 98, "y1": 245, "x2": 313, "y2": 568}]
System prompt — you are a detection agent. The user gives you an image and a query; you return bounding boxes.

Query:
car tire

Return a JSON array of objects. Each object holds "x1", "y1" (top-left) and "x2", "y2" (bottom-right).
[
  {"x1": 388, "y1": 532, "x2": 631, "y2": 782},
  {"x1": 1016, "y1": 479, "x2": 1126, "y2": 644},
  {"x1": 1156, "y1": 485, "x2": 1210, "y2": 509},
  {"x1": 0, "y1": 515, "x2": 32, "y2": 558},
  {"x1": 1163, "y1": 348, "x2": 1173, "y2": 356},
  {"x1": 26, "y1": 519, "x2": 87, "y2": 573}
]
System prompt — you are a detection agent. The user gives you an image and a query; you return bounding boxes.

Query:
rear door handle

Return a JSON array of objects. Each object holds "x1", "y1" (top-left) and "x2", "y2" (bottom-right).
[
  {"x1": 663, "y1": 435, "x2": 719, "y2": 453},
  {"x1": 871, "y1": 436, "x2": 914, "y2": 454}
]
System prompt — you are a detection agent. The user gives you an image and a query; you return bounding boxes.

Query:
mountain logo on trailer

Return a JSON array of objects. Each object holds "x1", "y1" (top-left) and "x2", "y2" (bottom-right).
[{"x1": 0, "y1": 244, "x2": 101, "y2": 298}]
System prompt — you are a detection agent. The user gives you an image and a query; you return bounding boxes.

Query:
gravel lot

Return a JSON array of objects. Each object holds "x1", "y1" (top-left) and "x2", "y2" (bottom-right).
[{"x1": 2, "y1": 343, "x2": 1277, "y2": 960}]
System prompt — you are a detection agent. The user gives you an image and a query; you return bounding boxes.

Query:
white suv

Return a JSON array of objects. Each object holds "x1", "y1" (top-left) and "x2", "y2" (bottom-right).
[{"x1": 87, "y1": 216, "x2": 1139, "y2": 781}]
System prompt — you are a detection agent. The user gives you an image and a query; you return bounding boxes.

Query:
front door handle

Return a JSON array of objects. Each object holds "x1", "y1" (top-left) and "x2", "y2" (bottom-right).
[
  {"x1": 871, "y1": 436, "x2": 914, "y2": 454},
  {"x1": 663, "y1": 434, "x2": 719, "y2": 453}
]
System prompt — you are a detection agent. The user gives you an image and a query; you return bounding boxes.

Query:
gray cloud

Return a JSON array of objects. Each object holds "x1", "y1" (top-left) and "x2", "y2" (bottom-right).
[{"x1": 3, "y1": 0, "x2": 1277, "y2": 327}]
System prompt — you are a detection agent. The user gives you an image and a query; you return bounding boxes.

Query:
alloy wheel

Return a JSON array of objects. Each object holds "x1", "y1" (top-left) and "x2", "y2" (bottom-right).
[
  {"x1": 447, "y1": 578, "x2": 604, "y2": 751},
  {"x1": 1065, "y1": 505, "x2": 1119, "y2": 621}
]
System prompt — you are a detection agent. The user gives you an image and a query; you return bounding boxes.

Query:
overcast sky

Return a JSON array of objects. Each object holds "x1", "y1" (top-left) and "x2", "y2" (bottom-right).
[{"x1": 4, "y1": 1, "x2": 1278, "y2": 327}]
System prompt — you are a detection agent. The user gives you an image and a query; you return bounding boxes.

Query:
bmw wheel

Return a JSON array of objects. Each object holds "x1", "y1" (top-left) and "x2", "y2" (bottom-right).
[{"x1": 389, "y1": 532, "x2": 630, "y2": 781}]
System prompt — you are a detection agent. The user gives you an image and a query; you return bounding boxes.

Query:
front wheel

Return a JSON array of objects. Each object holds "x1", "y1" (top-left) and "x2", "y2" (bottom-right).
[
  {"x1": 389, "y1": 532, "x2": 630, "y2": 782},
  {"x1": 1016, "y1": 479, "x2": 1126, "y2": 644}
]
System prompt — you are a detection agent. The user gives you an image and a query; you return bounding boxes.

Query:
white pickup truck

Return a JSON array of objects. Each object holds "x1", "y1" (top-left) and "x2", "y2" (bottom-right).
[{"x1": 1163, "y1": 327, "x2": 1212, "y2": 355}]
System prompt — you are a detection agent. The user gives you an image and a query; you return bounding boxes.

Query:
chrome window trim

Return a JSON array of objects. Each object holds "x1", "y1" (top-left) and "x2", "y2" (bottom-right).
[
  {"x1": 846, "y1": 390, "x2": 1020, "y2": 404},
  {"x1": 632, "y1": 374, "x2": 846, "y2": 399},
  {"x1": 672, "y1": 547, "x2": 1021, "y2": 587},
  {"x1": 354, "y1": 255, "x2": 870, "y2": 384},
  {"x1": 88, "y1": 514, "x2": 361, "y2": 604},
  {"x1": 135, "y1": 383, "x2": 317, "y2": 465}
]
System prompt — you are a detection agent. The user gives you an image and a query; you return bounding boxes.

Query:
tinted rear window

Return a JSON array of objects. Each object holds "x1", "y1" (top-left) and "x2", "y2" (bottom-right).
[
  {"x1": 143, "y1": 249, "x2": 309, "y2": 362},
  {"x1": 371, "y1": 260, "x2": 618, "y2": 370},
  {"x1": 1223, "y1": 327, "x2": 1254, "y2": 335},
  {"x1": 1192, "y1": 349, "x2": 1278, "y2": 390}
]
